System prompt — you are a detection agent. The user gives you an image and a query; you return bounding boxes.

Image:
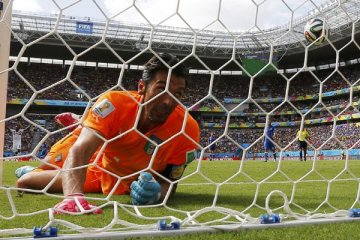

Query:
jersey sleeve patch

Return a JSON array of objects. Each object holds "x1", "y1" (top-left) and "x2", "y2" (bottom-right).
[
  {"x1": 169, "y1": 165, "x2": 186, "y2": 179},
  {"x1": 92, "y1": 99, "x2": 115, "y2": 118}
]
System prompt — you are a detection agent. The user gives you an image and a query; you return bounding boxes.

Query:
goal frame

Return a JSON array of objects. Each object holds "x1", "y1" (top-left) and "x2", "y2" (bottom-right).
[
  {"x1": 0, "y1": 0, "x2": 12, "y2": 187},
  {"x1": 1, "y1": 0, "x2": 360, "y2": 239}
]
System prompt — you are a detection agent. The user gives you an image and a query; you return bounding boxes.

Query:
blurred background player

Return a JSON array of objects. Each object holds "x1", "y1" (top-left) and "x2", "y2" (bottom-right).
[
  {"x1": 297, "y1": 127, "x2": 310, "y2": 161},
  {"x1": 37, "y1": 141, "x2": 49, "y2": 159},
  {"x1": 16, "y1": 53, "x2": 200, "y2": 213},
  {"x1": 340, "y1": 150, "x2": 345, "y2": 160},
  {"x1": 10, "y1": 125, "x2": 30, "y2": 156},
  {"x1": 234, "y1": 147, "x2": 243, "y2": 160},
  {"x1": 208, "y1": 133, "x2": 216, "y2": 160},
  {"x1": 264, "y1": 122, "x2": 276, "y2": 162}
]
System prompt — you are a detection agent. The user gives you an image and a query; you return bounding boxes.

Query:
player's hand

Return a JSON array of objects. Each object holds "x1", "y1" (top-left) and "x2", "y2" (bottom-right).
[
  {"x1": 54, "y1": 112, "x2": 79, "y2": 131},
  {"x1": 15, "y1": 165, "x2": 35, "y2": 179},
  {"x1": 130, "y1": 172, "x2": 161, "y2": 205},
  {"x1": 53, "y1": 193, "x2": 103, "y2": 214}
]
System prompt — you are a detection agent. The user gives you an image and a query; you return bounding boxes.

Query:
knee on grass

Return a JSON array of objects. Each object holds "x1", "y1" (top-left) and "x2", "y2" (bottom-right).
[
  {"x1": 17, "y1": 173, "x2": 34, "y2": 189},
  {"x1": 16, "y1": 169, "x2": 45, "y2": 190}
]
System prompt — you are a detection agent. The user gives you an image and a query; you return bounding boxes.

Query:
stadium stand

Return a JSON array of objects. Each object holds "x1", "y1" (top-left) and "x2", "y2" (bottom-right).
[{"x1": 5, "y1": 61, "x2": 360, "y2": 159}]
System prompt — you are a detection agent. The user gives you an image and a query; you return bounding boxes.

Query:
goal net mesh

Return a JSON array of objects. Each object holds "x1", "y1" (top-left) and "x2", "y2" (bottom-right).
[{"x1": 1, "y1": 0, "x2": 360, "y2": 238}]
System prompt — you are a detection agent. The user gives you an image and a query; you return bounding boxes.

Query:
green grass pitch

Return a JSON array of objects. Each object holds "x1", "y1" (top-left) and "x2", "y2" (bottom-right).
[{"x1": 1, "y1": 159, "x2": 360, "y2": 239}]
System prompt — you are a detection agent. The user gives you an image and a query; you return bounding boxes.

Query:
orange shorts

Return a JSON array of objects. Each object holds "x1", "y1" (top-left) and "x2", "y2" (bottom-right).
[
  {"x1": 44, "y1": 134, "x2": 76, "y2": 169},
  {"x1": 84, "y1": 167, "x2": 102, "y2": 193},
  {"x1": 42, "y1": 134, "x2": 103, "y2": 193}
]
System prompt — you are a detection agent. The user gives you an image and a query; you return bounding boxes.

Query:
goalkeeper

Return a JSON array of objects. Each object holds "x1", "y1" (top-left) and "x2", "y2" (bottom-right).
[{"x1": 16, "y1": 53, "x2": 200, "y2": 212}]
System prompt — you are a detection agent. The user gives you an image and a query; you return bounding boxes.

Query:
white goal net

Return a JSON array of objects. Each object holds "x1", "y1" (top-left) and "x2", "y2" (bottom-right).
[{"x1": 1, "y1": 0, "x2": 360, "y2": 238}]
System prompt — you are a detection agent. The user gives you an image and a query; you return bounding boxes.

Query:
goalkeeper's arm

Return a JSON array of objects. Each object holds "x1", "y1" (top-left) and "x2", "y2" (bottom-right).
[
  {"x1": 158, "y1": 163, "x2": 189, "y2": 199},
  {"x1": 62, "y1": 127, "x2": 103, "y2": 195},
  {"x1": 158, "y1": 178, "x2": 177, "y2": 200}
]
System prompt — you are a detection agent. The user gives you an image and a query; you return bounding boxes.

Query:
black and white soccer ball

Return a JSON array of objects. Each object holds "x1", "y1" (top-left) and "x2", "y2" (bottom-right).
[{"x1": 304, "y1": 18, "x2": 327, "y2": 45}]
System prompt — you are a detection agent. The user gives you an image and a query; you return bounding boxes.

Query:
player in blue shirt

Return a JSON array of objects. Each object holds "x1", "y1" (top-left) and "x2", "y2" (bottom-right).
[
  {"x1": 264, "y1": 122, "x2": 276, "y2": 162},
  {"x1": 208, "y1": 133, "x2": 216, "y2": 160},
  {"x1": 37, "y1": 142, "x2": 49, "y2": 159}
]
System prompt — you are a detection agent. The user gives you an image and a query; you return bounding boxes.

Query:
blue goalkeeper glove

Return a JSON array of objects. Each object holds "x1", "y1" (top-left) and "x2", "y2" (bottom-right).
[
  {"x1": 15, "y1": 166, "x2": 35, "y2": 179},
  {"x1": 130, "y1": 172, "x2": 161, "y2": 205}
]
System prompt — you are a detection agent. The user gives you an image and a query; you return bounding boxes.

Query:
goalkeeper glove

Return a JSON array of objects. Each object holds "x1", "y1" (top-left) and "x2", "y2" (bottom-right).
[
  {"x1": 130, "y1": 172, "x2": 161, "y2": 205},
  {"x1": 54, "y1": 193, "x2": 103, "y2": 214},
  {"x1": 15, "y1": 165, "x2": 35, "y2": 179},
  {"x1": 54, "y1": 112, "x2": 79, "y2": 131}
]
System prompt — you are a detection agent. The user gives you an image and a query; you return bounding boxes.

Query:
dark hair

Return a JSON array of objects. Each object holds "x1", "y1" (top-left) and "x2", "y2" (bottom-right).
[{"x1": 142, "y1": 53, "x2": 188, "y2": 86}]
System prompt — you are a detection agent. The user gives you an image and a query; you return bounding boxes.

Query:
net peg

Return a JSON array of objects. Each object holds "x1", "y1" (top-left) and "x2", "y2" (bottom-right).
[
  {"x1": 157, "y1": 220, "x2": 180, "y2": 231},
  {"x1": 33, "y1": 226, "x2": 58, "y2": 238},
  {"x1": 259, "y1": 214, "x2": 281, "y2": 224}
]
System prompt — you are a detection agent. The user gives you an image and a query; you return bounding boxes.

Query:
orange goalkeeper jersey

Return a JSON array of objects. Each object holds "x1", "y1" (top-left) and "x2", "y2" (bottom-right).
[{"x1": 85, "y1": 91, "x2": 200, "y2": 195}]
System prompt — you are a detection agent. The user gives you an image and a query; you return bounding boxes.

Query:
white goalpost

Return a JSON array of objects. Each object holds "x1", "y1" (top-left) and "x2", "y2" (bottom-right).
[
  {"x1": 0, "y1": 0, "x2": 12, "y2": 187},
  {"x1": 1, "y1": 0, "x2": 360, "y2": 239}
]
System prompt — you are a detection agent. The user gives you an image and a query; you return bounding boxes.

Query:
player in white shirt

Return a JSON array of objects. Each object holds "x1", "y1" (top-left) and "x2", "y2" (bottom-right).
[{"x1": 10, "y1": 126, "x2": 29, "y2": 156}]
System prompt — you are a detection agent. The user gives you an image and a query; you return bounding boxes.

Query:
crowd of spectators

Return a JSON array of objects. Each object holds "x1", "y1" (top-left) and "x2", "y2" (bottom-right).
[
  {"x1": 4, "y1": 61, "x2": 360, "y2": 156},
  {"x1": 5, "y1": 114, "x2": 358, "y2": 156},
  {"x1": 200, "y1": 122, "x2": 360, "y2": 155},
  {"x1": 7, "y1": 63, "x2": 141, "y2": 101},
  {"x1": 244, "y1": 97, "x2": 358, "y2": 113},
  {"x1": 7, "y1": 62, "x2": 360, "y2": 105}
]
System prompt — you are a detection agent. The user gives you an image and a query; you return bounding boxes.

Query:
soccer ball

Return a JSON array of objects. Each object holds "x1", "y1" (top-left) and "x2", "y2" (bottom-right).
[{"x1": 304, "y1": 18, "x2": 327, "y2": 45}]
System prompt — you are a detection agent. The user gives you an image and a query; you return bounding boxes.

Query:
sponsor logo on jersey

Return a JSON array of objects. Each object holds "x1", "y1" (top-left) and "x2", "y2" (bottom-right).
[
  {"x1": 144, "y1": 135, "x2": 163, "y2": 155},
  {"x1": 93, "y1": 99, "x2": 115, "y2": 118}
]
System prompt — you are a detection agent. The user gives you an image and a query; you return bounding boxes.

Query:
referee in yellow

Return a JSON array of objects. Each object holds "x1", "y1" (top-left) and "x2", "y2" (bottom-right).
[{"x1": 297, "y1": 128, "x2": 310, "y2": 161}]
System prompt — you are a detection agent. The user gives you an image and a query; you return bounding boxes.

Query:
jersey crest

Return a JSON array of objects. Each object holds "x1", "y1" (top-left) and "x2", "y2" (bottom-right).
[
  {"x1": 55, "y1": 153, "x2": 62, "y2": 162},
  {"x1": 144, "y1": 135, "x2": 163, "y2": 155}
]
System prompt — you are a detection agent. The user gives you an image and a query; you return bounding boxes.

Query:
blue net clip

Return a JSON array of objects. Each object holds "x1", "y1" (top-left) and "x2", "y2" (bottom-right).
[
  {"x1": 33, "y1": 226, "x2": 58, "y2": 238},
  {"x1": 157, "y1": 220, "x2": 180, "y2": 231},
  {"x1": 259, "y1": 214, "x2": 281, "y2": 224},
  {"x1": 349, "y1": 208, "x2": 360, "y2": 218}
]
